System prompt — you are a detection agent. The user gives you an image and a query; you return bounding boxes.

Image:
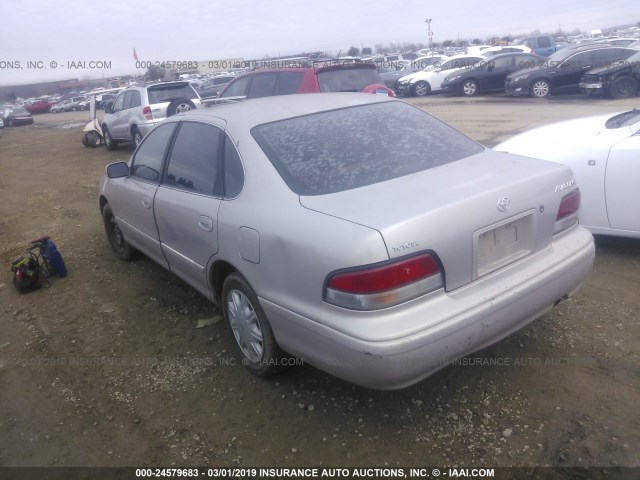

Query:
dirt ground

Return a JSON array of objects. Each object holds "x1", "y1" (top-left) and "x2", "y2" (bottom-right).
[{"x1": 0, "y1": 95, "x2": 638, "y2": 472}]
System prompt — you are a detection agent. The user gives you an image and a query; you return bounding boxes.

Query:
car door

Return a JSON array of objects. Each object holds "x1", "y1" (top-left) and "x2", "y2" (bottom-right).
[
  {"x1": 604, "y1": 133, "x2": 640, "y2": 232},
  {"x1": 554, "y1": 51, "x2": 594, "y2": 91},
  {"x1": 106, "y1": 122, "x2": 177, "y2": 268},
  {"x1": 109, "y1": 91, "x2": 128, "y2": 139},
  {"x1": 482, "y1": 56, "x2": 513, "y2": 91},
  {"x1": 153, "y1": 121, "x2": 226, "y2": 297}
]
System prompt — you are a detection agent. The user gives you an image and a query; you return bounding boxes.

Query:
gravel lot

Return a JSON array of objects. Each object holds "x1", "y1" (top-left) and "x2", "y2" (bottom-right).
[{"x1": 0, "y1": 95, "x2": 638, "y2": 472}]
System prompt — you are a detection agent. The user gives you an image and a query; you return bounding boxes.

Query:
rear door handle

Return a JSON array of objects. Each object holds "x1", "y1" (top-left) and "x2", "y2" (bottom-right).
[
  {"x1": 142, "y1": 196, "x2": 151, "y2": 209},
  {"x1": 198, "y1": 215, "x2": 214, "y2": 232}
]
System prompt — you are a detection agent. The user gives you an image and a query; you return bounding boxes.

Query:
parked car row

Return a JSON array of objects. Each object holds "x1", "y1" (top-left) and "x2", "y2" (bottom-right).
[
  {"x1": 0, "y1": 104, "x2": 34, "y2": 127},
  {"x1": 98, "y1": 62, "x2": 396, "y2": 149},
  {"x1": 394, "y1": 43, "x2": 640, "y2": 98}
]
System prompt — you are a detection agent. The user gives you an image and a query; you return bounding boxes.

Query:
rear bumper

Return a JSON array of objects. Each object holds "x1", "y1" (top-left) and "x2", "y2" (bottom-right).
[{"x1": 262, "y1": 226, "x2": 594, "y2": 390}]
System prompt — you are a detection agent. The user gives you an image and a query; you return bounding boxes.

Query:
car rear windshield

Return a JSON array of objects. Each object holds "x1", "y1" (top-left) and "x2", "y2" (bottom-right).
[
  {"x1": 147, "y1": 83, "x2": 198, "y2": 104},
  {"x1": 252, "y1": 101, "x2": 484, "y2": 195},
  {"x1": 316, "y1": 67, "x2": 384, "y2": 92}
]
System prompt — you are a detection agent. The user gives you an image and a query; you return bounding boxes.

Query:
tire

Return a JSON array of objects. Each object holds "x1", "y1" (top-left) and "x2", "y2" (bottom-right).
[
  {"x1": 461, "y1": 79, "x2": 478, "y2": 96},
  {"x1": 81, "y1": 132, "x2": 90, "y2": 146},
  {"x1": 412, "y1": 81, "x2": 431, "y2": 97},
  {"x1": 609, "y1": 76, "x2": 638, "y2": 99},
  {"x1": 86, "y1": 131, "x2": 102, "y2": 148},
  {"x1": 166, "y1": 98, "x2": 196, "y2": 117},
  {"x1": 103, "y1": 127, "x2": 118, "y2": 151},
  {"x1": 531, "y1": 79, "x2": 550, "y2": 98},
  {"x1": 132, "y1": 127, "x2": 143, "y2": 147},
  {"x1": 102, "y1": 204, "x2": 138, "y2": 261},
  {"x1": 222, "y1": 272, "x2": 288, "y2": 377}
]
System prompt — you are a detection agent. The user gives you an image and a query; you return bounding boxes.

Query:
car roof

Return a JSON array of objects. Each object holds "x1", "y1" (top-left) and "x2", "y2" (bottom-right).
[
  {"x1": 173, "y1": 92, "x2": 395, "y2": 128},
  {"x1": 560, "y1": 43, "x2": 636, "y2": 53},
  {"x1": 486, "y1": 52, "x2": 537, "y2": 59}
]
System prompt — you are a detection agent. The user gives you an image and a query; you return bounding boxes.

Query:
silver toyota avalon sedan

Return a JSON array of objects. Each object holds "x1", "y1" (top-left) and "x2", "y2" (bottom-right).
[{"x1": 99, "y1": 93, "x2": 594, "y2": 390}]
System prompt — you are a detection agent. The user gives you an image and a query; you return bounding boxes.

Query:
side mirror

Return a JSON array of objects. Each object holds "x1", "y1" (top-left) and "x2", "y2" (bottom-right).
[
  {"x1": 103, "y1": 102, "x2": 113, "y2": 113},
  {"x1": 106, "y1": 161, "x2": 130, "y2": 179}
]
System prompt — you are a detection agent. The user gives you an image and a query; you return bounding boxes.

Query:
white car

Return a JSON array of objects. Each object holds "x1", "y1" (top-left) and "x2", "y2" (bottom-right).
[
  {"x1": 480, "y1": 45, "x2": 533, "y2": 56},
  {"x1": 494, "y1": 110, "x2": 640, "y2": 238},
  {"x1": 396, "y1": 55, "x2": 483, "y2": 96}
]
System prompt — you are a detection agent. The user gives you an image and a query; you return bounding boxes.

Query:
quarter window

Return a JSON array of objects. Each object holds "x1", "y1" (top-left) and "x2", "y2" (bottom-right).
[
  {"x1": 164, "y1": 122, "x2": 223, "y2": 195},
  {"x1": 223, "y1": 135, "x2": 244, "y2": 198},
  {"x1": 130, "y1": 123, "x2": 176, "y2": 183},
  {"x1": 249, "y1": 74, "x2": 278, "y2": 98}
]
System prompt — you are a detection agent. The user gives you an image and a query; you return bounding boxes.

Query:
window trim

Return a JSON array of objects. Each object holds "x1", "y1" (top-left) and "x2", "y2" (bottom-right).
[
  {"x1": 129, "y1": 122, "x2": 178, "y2": 185},
  {"x1": 160, "y1": 120, "x2": 226, "y2": 198}
]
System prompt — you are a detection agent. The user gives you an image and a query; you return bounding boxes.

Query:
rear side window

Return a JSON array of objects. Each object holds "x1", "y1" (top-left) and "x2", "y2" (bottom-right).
[
  {"x1": 123, "y1": 90, "x2": 141, "y2": 109},
  {"x1": 276, "y1": 72, "x2": 304, "y2": 94},
  {"x1": 164, "y1": 122, "x2": 223, "y2": 195},
  {"x1": 131, "y1": 123, "x2": 176, "y2": 183},
  {"x1": 316, "y1": 67, "x2": 383, "y2": 92},
  {"x1": 248, "y1": 74, "x2": 277, "y2": 98},
  {"x1": 538, "y1": 37, "x2": 551, "y2": 48},
  {"x1": 252, "y1": 101, "x2": 483, "y2": 195}
]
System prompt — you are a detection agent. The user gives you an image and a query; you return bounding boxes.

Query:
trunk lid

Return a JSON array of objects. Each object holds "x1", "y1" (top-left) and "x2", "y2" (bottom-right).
[{"x1": 300, "y1": 149, "x2": 575, "y2": 291}]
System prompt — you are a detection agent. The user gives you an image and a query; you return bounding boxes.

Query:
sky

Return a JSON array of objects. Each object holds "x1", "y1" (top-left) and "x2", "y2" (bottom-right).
[{"x1": 1, "y1": 0, "x2": 638, "y2": 85}]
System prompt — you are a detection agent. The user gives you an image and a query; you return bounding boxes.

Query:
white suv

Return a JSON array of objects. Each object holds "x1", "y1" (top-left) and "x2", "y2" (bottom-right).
[{"x1": 102, "y1": 81, "x2": 201, "y2": 150}]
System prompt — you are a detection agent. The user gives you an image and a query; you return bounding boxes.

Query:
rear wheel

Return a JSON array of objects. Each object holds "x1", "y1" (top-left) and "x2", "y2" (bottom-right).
[
  {"x1": 222, "y1": 273, "x2": 288, "y2": 377},
  {"x1": 103, "y1": 127, "x2": 118, "y2": 151},
  {"x1": 102, "y1": 204, "x2": 138, "y2": 261},
  {"x1": 461, "y1": 79, "x2": 478, "y2": 96},
  {"x1": 412, "y1": 81, "x2": 431, "y2": 97},
  {"x1": 531, "y1": 79, "x2": 550, "y2": 98},
  {"x1": 609, "y1": 76, "x2": 638, "y2": 99}
]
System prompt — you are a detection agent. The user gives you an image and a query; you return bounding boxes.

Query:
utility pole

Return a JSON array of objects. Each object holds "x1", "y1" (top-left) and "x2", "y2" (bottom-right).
[{"x1": 425, "y1": 18, "x2": 433, "y2": 53}]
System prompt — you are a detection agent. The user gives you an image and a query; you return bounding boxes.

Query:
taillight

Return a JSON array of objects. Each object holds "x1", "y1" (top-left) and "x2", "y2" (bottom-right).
[
  {"x1": 324, "y1": 253, "x2": 443, "y2": 310},
  {"x1": 554, "y1": 189, "x2": 580, "y2": 234},
  {"x1": 143, "y1": 106, "x2": 153, "y2": 120}
]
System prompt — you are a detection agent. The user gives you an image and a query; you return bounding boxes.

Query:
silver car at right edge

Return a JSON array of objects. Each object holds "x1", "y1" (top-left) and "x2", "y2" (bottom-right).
[{"x1": 99, "y1": 93, "x2": 594, "y2": 390}]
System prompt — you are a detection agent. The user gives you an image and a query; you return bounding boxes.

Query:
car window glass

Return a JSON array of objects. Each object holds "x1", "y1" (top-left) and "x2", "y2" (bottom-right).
[
  {"x1": 252, "y1": 101, "x2": 483, "y2": 195},
  {"x1": 564, "y1": 52, "x2": 591, "y2": 68},
  {"x1": 112, "y1": 93, "x2": 125, "y2": 112},
  {"x1": 491, "y1": 56, "x2": 512, "y2": 69},
  {"x1": 130, "y1": 90, "x2": 141, "y2": 108},
  {"x1": 276, "y1": 72, "x2": 304, "y2": 94},
  {"x1": 123, "y1": 91, "x2": 134, "y2": 110},
  {"x1": 130, "y1": 123, "x2": 176, "y2": 183},
  {"x1": 538, "y1": 37, "x2": 551, "y2": 48},
  {"x1": 147, "y1": 83, "x2": 198, "y2": 104},
  {"x1": 214, "y1": 76, "x2": 234, "y2": 85},
  {"x1": 248, "y1": 74, "x2": 278, "y2": 98},
  {"x1": 223, "y1": 135, "x2": 244, "y2": 198},
  {"x1": 164, "y1": 122, "x2": 222, "y2": 195},
  {"x1": 222, "y1": 76, "x2": 251, "y2": 97},
  {"x1": 317, "y1": 67, "x2": 382, "y2": 92}
]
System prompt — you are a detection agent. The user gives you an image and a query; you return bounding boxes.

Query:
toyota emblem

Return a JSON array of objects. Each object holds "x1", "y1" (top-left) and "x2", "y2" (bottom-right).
[{"x1": 497, "y1": 197, "x2": 511, "y2": 212}]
